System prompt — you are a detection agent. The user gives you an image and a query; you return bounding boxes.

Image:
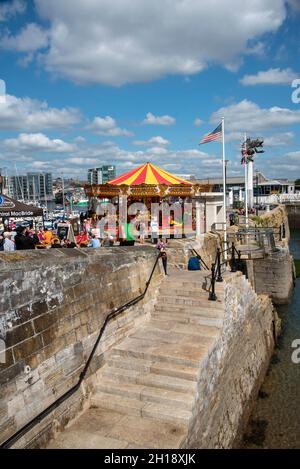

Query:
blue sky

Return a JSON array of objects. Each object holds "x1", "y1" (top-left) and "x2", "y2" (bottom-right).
[{"x1": 0, "y1": 0, "x2": 300, "y2": 180}]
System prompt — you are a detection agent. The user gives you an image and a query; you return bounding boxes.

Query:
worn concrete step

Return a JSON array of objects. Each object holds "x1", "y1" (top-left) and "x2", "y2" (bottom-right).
[
  {"x1": 96, "y1": 379, "x2": 194, "y2": 410},
  {"x1": 108, "y1": 353, "x2": 198, "y2": 382},
  {"x1": 113, "y1": 337, "x2": 205, "y2": 367},
  {"x1": 160, "y1": 284, "x2": 224, "y2": 295},
  {"x1": 91, "y1": 392, "x2": 191, "y2": 425},
  {"x1": 130, "y1": 326, "x2": 217, "y2": 348},
  {"x1": 47, "y1": 407, "x2": 188, "y2": 449},
  {"x1": 162, "y1": 278, "x2": 223, "y2": 290},
  {"x1": 159, "y1": 295, "x2": 224, "y2": 308},
  {"x1": 149, "y1": 361, "x2": 198, "y2": 382},
  {"x1": 106, "y1": 355, "x2": 152, "y2": 373},
  {"x1": 147, "y1": 318, "x2": 221, "y2": 338},
  {"x1": 150, "y1": 311, "x2": 224, "y2": 328},
  {"x1": 101, "y1": 366, "x2": 196, "y2": 394},
  {"x1": 154, "y1": 304, "x2": 224, "y2": 318},
  {"x1": 170, "y1": 289, "x2": 224, "y2": 299}
]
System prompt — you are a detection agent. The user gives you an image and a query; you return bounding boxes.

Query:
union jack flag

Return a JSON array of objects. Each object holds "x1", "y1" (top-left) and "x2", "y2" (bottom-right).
[
  {"x1": 241, "y1": 141, "x2": 247, "y2": 165},
  {"x1": 199, "y1": 123, "x2": 222, "y2": 145}
]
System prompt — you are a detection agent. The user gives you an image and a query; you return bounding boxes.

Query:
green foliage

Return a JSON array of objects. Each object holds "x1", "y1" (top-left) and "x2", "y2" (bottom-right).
[
  {"x1": 295, "y1": 179, "x2": 300, "y2": 186},
  {"x1": 294, "y1": 259, "x2": 300, "y2": 278},
  {"x1": 250, "y1": 215, "x2": 269, "y2": 227}
]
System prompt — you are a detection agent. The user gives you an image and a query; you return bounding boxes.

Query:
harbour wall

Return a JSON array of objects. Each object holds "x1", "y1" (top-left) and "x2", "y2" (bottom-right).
[
  {"x1": 247, "y1": 206, "x2": 294, "y2": 304},
  {"x1": 0, "y1": 247, "x2": 163, "y2": 448},
  {"x1": 185, "y1": 272, "x2": 276, "y2": 448}
]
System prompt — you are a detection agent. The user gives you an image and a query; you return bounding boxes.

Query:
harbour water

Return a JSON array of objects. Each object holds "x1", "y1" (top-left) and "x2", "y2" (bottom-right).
[{"x1": 243, "y1": 230, "x2": 300, "y2": 448}]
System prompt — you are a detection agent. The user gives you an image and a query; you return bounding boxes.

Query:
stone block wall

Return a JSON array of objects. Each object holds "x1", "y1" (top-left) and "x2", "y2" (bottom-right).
[
  {"x1": 247, "y1": 205, "x2": 294, "y2": 304},
  {"x1": 248, "y1": 247, "x2": 295, "y2": 304},
  {"x1": 166, "y1": 233, "x2": 220, "y2": 270},
  {"x1": 259, "y1": 205, "x2": 290, "y2": 242},
  {"x1": 0, "y1": 247, "x2": 163, "y2": 448},
  {"x1": 184, "y1": 272, "x2": 276, "y2": 448}
]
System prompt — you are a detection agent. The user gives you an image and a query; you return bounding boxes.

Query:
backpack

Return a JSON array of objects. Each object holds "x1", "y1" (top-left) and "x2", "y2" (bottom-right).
[{"x1": 188, "y1": 256, "x2": 201, "y2": 271}]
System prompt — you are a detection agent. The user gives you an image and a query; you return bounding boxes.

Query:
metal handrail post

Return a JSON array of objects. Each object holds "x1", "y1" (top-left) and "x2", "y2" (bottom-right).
[
  {"x1": 231, "y1": 242, "x2": 237, "y2": 272},
  {"x1": 209, "y1": 263, "x2": 217, "y2": 301},
  {"x1": 216, "y1": 248, "x2": 223, "y2": 282}
]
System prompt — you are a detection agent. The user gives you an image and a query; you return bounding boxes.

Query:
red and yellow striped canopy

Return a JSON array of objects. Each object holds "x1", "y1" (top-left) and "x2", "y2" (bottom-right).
[{"x1": 108, "y1": 162, "x2": 192, "y2": 186}]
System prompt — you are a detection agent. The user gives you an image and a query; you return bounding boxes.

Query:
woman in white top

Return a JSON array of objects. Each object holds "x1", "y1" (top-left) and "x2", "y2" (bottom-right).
[{"x1": 3, "y1": 232, "x2": 15, "y2": 252}]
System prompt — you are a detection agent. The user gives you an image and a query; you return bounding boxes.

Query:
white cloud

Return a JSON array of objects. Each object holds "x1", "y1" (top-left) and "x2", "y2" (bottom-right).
[
  {"x1": 240, "y1": 68, "x2": 298, "y2": 86},
  {"x1": 86, "y1": 116, "x2": 132, "y2": 136},
  {"x1": 31, "y1": 0, "x2": 287, "y2": 86},
  {"x1": 133, "y1": 136, "x2": 170, "y2": 146},
  {"x1": 143, "y1": 112, "x2": 175, "y2": 126},
  {"x1": 0, "y1": 94, "x2": 81, "y2": 131},
  {"x1": 264, "y1": 132, "x2": 294, "y2": 146},
  {"x1": 194, "y1": 118, "x2": 203, "y2": 127},
  {"x1": 4, "y1": 133, "x2": 76, "y2": 153},
  {"x1": 67, "y1": 157, "x2": 98, "y2": 165},
  {"x1": 211, "y1": 99, "x2": 300, "y2": 133},
  {"x1": 0, "y1": 0, "x2": 26, "y2": 22},
  {"x1": 0, "y1": 23, "x2": 49, "y2": 52},
  {"x1": 74, "y1": 136, "x2": 86, "y2": 143},
  {"x1": 146, "y1": 146, "x2": 169, "y2": 155}
]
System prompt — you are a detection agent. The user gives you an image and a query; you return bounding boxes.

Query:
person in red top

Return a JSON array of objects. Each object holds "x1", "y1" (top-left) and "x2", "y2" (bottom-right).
[{"x1": 76, "y1": 231, "x2": 89, "y2": 247}]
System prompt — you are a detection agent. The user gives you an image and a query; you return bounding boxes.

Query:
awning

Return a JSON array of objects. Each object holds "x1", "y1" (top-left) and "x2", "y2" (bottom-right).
[
  {"x1": 0, "y1": 194, "x2": 43, "y2": 218},
  {"x1": 108, "y1": 162, "x2": 192, "y2": 186}
]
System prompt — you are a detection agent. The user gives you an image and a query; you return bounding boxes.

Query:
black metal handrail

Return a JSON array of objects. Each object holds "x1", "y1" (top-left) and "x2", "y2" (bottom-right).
[
  {"x1": 0, "y1": 252, "x2": 162, "y2": 449},
  {"x1": 209, "y1": 242, "x2": 241, "y2": 301}
]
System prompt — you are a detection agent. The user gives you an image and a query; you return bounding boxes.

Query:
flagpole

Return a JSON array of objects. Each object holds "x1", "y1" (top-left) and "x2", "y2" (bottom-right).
[
  {"x1": 244, "y1": 133, "x2": 249, "y2": 228},
  {"x1": 222, "y1": 117, "x2": 227, "y2": 260}
]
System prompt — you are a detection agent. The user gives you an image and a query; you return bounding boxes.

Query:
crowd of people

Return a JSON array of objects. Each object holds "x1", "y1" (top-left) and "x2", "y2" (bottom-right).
[{"x1": 0, "y1": 217, "x2": 169, "y2": 274}]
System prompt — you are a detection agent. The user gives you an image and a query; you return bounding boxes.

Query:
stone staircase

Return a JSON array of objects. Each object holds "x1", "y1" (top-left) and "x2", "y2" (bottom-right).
[{"x1": 47, "y1": 270, "x2": 225, "y2": 449}]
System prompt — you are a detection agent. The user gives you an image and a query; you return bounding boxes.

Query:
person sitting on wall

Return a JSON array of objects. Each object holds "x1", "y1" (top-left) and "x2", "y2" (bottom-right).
[
  {"x1": 14, "y1": 226, "x2": 38, "y2": 250},
  {"x1": 3, "y1": 232, "x2": 16, "y2": 252},
  {"x1": 43, "y1": 227, "x2": 53, "y2": 246},
  {"x1": 37, "y1": 226, "x2": 45, "y2": 244},
  {"x1": 51, "y1": 236, "x2": 62, "y2": 248},
  {"x1": 90, "y1": 234, "x2": 101, "y2": 248},
  {"x1": 76, "y1": 230, "x2": 89, "y2": 247}
]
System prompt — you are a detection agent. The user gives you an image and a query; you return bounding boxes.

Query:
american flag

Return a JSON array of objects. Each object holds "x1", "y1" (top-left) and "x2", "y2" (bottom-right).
[{"x1": 199, "y1": 123, "x2": 222, "y2": 145}]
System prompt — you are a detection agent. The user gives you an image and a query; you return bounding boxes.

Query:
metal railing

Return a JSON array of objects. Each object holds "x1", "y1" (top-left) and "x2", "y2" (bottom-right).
[
  {"x1": 189, "y1": 247, "x2": 210, "y2": 270},
  {"x1": 0, "y1": 252, "x2": 163, "y2": 449},
  {"x1": 209, "y1": 242, "x2": 241, "y2": 301}
]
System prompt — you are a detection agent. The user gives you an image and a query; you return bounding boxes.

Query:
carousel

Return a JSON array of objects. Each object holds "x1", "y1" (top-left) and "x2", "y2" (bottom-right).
[{"x1": 84, "y1": 162, "x2": 211, "y2": 239}]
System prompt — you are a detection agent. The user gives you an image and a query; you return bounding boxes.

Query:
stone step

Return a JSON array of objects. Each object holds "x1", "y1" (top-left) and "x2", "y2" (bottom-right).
[
  {"x1": 150, "y1": 311, "x2": 224, "y2": 328},
  {"x1": 147, "y1": 318, "x2": 220, "y2": 336},
  {"x1": 158, "y1": 295, "x2": 224, "y2": 308},
  {"x1": 95, "y1": 379, "x2": 194, "y2": 410},
  {"x1": 130, "y1": 326, "x2": 217, "y2": 347},
  {"x1": 159, "y1": 288, "x2": 224, "y2": 298},
  {"x1": 91, "y1": 392, "x2": 191, "y2": 425},
  {"x1": 101, "y1": 365, "x2": 196, "y2": 394},
  {"x1": 107, "y1": 353, "x2": 198, "y2": 382},
  {"x1": 154, "y1": 304, "x2": 224, "y2": 318},
  {"x1": 112, "y1": 337, "x2": 205, "y2": 368}
]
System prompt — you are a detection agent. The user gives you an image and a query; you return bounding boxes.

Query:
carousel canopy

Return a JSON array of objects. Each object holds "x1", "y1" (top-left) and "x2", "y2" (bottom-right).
[{"x1": 108, "y1": 162, "x2": 192, "y2": 186}]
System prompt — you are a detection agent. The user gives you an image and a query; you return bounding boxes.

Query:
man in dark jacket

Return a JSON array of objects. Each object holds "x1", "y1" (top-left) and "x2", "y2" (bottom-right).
[{"x1": 14, "y1": 227, "x2": 38, "y2": 250}]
